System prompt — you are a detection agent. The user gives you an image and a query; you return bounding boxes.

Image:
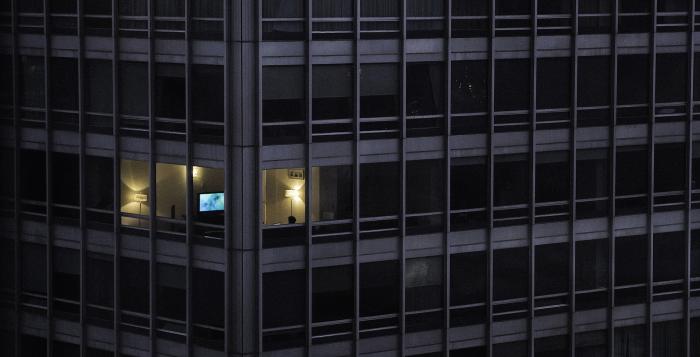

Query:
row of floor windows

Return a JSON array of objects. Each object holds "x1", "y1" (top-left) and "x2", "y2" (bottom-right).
[
  {"x1": 2, "y1": 234, "x2": 699, "y2": 351},
  {"x1": 1, "y1": 142, "x2": 698, "y2": 245},
  {"x1": 4, "y1": 321, "x2": 700, "y2": 356},
  {"x1": 2, "y1": 53, "x2": 698, "y2": 144}
]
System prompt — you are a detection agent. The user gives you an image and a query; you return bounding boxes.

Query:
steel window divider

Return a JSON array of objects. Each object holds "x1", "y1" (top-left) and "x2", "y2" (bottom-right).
[
  {"x1": 685, "y1": 0, "x2": 697, "y2": 355},
  {"x1": 10, "y1": 0, "x2": 20, "y2": 353},
  {"x1": 43, "y1": 0, "x2": 55, "y2": 353},
  {"x1": 76, "y1": 0, "x2": 87, "y2": 354},
  {"x1": 647, "y1": 0, "x2": 659, "y2": 354},
  {"x1": 184, "y1": 0, "x2": 194, "y2": 355},
  {"x1": 528, "y1": 0, "x2": 538, "y2": 355},
  {"x1": 443, "y1": 0, "x2": 452, "y2": 351},
  {"x1": 486, "y1": 0, "x2": 496, "y2": 355},
  {"x1": 147, "y1": 0, "x2": 158, "y2": 353},
  {"x1": 111, "y1": 0, "x2": 122, "y2": 352},
  {"x1": 569, "y1": 0, "x2": 580, "y2": 355}
]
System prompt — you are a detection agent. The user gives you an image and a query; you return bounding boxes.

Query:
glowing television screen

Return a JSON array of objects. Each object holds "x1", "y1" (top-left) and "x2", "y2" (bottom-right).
[{"x1": 199, "y1": 192, "x2": 224, "y2": 212}]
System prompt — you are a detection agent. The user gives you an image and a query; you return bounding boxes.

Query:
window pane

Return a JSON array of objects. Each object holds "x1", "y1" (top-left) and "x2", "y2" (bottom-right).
[
  {"x1": 617, "y1": 55, "x2": 649, "y2": 105},
  {"x1": 615, "y1": 235, "x2": 647, "y2": 286},
  {"x1": 537, "y1": 57, "x2": 571, "y2": 109},
  {"x1": 614, "y1": 325, "x2": 646, "y2": 357},
  {"x1": 536, "y1": 243, "x2": 569, "y2": 296},
  {"x1": 155, "y1": 162, "x2": 186, "y2": 220},
  {"x1": 616, "y1": 146, "x2": 648, "y2": 196},
  {"x1": 495, "y1": 59, "x2": 530, "y2": 112},
  {"x1": 360, "y1": 260, "x2": 399, "y2": 316},
  {"x1": 406, "y1": 159, "x2": 444, "y2": 214},
  {"x1": 654, "y1": 143, "x2": 685, "y2": 193},
  {"x1": 452, "y1": 60, "x2": 488, "y2": 114},
  {"x1": 407, "y1": 62, "x2": 444, "y2": 116},
  {"x1": 53, "y1": 247, "x2": 80, "y2": 302},
  {"x1": 119, "y1": 62, "x2": 149, "y2": 116},
  {"x1": 192, "y1": 268, "x2": 224, "y2": 327},
  {"x1": 656, "y1": 53, "x2": 687, "y2": 103},
  {"x1": 536, "y1": 151, "x2": 569, "y2": 203},
  {"x1": 406, "y1": 256, "x2": 443, "y2": 311},
  {"x1": 263, "y1": 168, "x2": 306, "y2": 225},
  {"x1": 578, "y1": 56, "x2": 610, "y2": 107},
  {"x1": 263, "y1": 270, "x2": 305, "y2": 328},
  {"x1": 653, "y1": 321, "x2": 683, "y2": 357},
  {"x1": 86, "y1": 253, "x2": 113, "y2": 307},
  {"x1": 52, "y1": 152, "x2": 79, "y2": 206},
  {"x1": 155, "y1": 0, "x2": 185, "y2": 17},
  {"x1": 577, "y1": 149, "x2": 609, "y2": 199},
  {"x1": 494, "y1": 247, "x2": 528, "y2": 300},
  {"x1": 20, "y1": 149, "x2": 46, "y2": 202},
  {"x1": 361, "y1": 63, "x2": 399, "y2": 118},
  {"x1": 653, "y1": 231, "x2": 684, "y2": 282},
  {"x1": 451, "y1": 157, "x2": 487, "y2": 210},
  {"x1": 86, "y1": 156, "x2": 114, "y2": 210},
  {"x1": 535, "y1": 336, "x2": 569, "y2": 357},
  {"x1": 576, "y1": 330, "x2": 608, "y2": 357},
  {"x1": 576, "y1": 239, "x2": 609, "y2": 291},
  {"x1": 20, "y1": 56, "x2": 45, "y2": 109},
  {"x1": 157, "y1": 263, "x2": 185, "y2": 320},
  {"x1": 120, "y1": 257, "x2": 149, "y2": 313},
  {"x1": 155, "y1": 64, "x2": 185, "y2": 119},
  {"x1": 313, "y1": 265, "x2": 353, "y2": 322},
  {"x1": 50, "y1": 57, "x2": 78, "y2": 110},
  {"x1": 313, "y1": 65, "x2": 353, "y2": 120},
  {"x1": 312, "y1": 166, "x2": 352, "y2": 221},
  {"x1": 120, "y1": 159, "x2": 149, "y2": 227},
  {"x1": 452, "y1": 0, "x2": 488, "y2": 16},
  {"x1": 22, "y1": 243, "x2": 46, "y2": 295},
  {"x1": 494, "y1": 154, "x2": 529, "y2": 206},
  {"x1": 496, "y1": 0, "x2": 530, "y2": 15},
  {"x1": 361, "y1": 0, "x2": 399, "y2": 16},
  {"x1": 360, "y1": 162, "x2": 399, "y2": 217},
  {"x1": 450, "y1": 251, "x2": 486, "y2": 305},
  {"x1": 263, "y1": 66, "x2": 305, "y2": 121},
  {"x1": 85, "y1": 59, "x2": 113, "y2": 113},
  {"x1": 192, "y1": 65, "x2": 224, "y2": 123}
]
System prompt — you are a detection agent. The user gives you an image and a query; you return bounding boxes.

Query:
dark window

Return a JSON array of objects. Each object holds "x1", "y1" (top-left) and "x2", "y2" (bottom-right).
[
  {"x1": 658, "y1": 0, "x2": 688, "y2": 11},
  {"x1": 693, "y1": 230, "x2": 700, "y2": 278},
  {"x1": 313, "y1": 65, "x2": 353, "y2": 120},
  {"x1": 576, "y1": 330, "x2": 608, "y2": 357},
  {"x1": 22, "y1": 243, "x2": 46, "y2": 295},
  {"x1": 0, "y1": 240, "x2": 15, "y2": 294},
  {"x1": 0, "y1": 149, "x2": 13, "y2": 200},
  {"x1": 20, "y1": 56, "x2": 45, "y2": 109},
  {"x1": 406, "y1": 256, "x2": 443, "y2": 311},
  {"x1": 494, "y1": 341, "x2": 528, "y2": 357},
  {"x1": 85, "y1": 59, "x2": 113, "y2": 114},
  {"x1": 450, "y1": 251, "x2": 486, "y2": 305},
  {"x1": 539, "y1": 0, "x2": 571, "y2": 13},
  {"x1": 495, "y1": 59, "x2": 530, "y2": 112},
  {"x1": 0, "y1": 55, "x2": 12, "y2": 107},
  {"x1": 451, "y1": 157, "x2": 487, "y2": 210},
  {"x1": 615, "y1": 235, "x2": 647, "y2": 286},
  {"x1": 537, "y1": 57, "x2": 571, "y2": 109},
  {"x1": 50, "y1": 57, "x2": 78, "y2": 111},
  {"x1": 535, "y1": 336, "x2": 569, "y2": 357},
  {"x1": 578, "y1": 56, "x2": 610, "y2": 107},
  {"x1": 157, "y1": 264, "x2": 185, "y2": 321},
  {"x1": 360, "y1": 260, "x2": 399, "y2": 316},
  {"x1": 614, "y1": 325, "x2": 647, "y2": 357},
  {"x1": 496, "y1": 0, "x2": 530, "y2": 15},
  {"x1": 653, "y1": 321, "x2": 683, "y2": 357},
  {"x1": 120, "y1": 257, "x2": 149, "y2": 314},
  {"x1": 361, "y1": 0, "x2": 399, "y2": 16},
  {"x1": 616, "y1": 146, "x2": 648, "y2": 196},
  {"x1": 653, "y1": 232, "x2": 685, "y2": 282},
  {"x1": 119, "y1": 0, "x2": 148, "y2": 15},
  {"x1": 695, "y1": 55, "x2": 700, "y2": 102},
  {"x1": 619, "y1": 0, "x2": 650, "y2": 12},
  {"x1": 20, "y1": 149, "x2": 46, "y2": 202},
  {"x1": 53, "y1": 341, "x2": 80, "y2": 356},
  {"x1": 263, "y1": 270, "x2": 305, "y2": 328},
  {"x1": 407, "y1": 62, "x2": 444, "y2": 116},
  {"x1": 262, "y1": 0, "x2": 304, "y2": 40},
  {"x1": 536, "y1": 151, "x2": 569, "y2": 203},
  {"x1": 656, "y1": 53, "x2": 688, "y2": 104},
  {"x1": 192, "y1": 268, "x2": 224, "y2": 325},
  {"x1": 19, "y1": 0, "x2": 44, "y2": 12},
  {"x1": 155, "y1": 0, "x2": 185, "y2": 17},
  {"x1": 51, "y1": 0, "x2": 76, "y2": 13},
  {"x1": 452, "y1": 60, "x2": 488, "y2": 114},
  {"x1": 53, "y1": 247, "x2": 79, "y2": 302},
  {"x1": 86, "y1": 156, "x2": 114, "y2": 210},
  {"x1": 494, "y1": 247, "x2": 528, "y2": 300},
  {"x1": 692, "y1": 318, "x2": 700, "y2": 357},
  {"x1": 21, "y1": 335, "x2": 46, "y2": 357},
  {"x1": 360, "y1": 162, "x2": 399, "y2": 217},
  {"x1": 494, "y1": 154, "x2": 529, "y2": 206},
  {"x1": 452, "y1": 0, "x2": 488, "y2": 15},
  {"x1": 155, "y1": 64, "x2": 185, "y2": 119},
  {"x1": 360, "y1": 63, "x2": 399, "y2": 118},
  {"x1": 406, "y1": 159, "x2": 444, "y2": 214},
  {"x1": 52, "y1": 152, "x2": 79, "y2": 206},
  {"x1": 85, "y1": 0, "x2": 111, "y2": 14},
  {"x1": 576, "y1": 239, "x2": 609, "y2": 291},
  {"x1": 192, "y1": 65, "x2": 224, "y2": 123},
  {"x1": 313, "y1": 166, "x2": 353, "y2": 221},
  {"x1": 535, "y1": 243, "x2": 569, "y2": 296},
  {"x1": 577, "y1": 149, "x2": 609, "y2": 199},
  {"x1": 313, "y1": 265, "x2": 353, "y2": 322},
  {"x1": 617, "y1": 55, "x2": 649, "y2": 105},
  {"x1": 119, "y1": 62, "x2": 149, "y2": 116},
  {"x1": 86, "y1": 253, "x2": 113, "y2": 307},
  {"x1": 262, "y1": 66, "x2": 305, "y2": 144},
  {"x1": 191, "y1": 0, "x2": 224, "y2": 39},
  {"x1": 654, "y1": 143, "x2": 686, "y2": 193}
]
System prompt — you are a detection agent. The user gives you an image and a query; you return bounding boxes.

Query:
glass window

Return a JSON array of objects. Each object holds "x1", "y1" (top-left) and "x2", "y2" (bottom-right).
[
  {"x1": 654, "y1": 143, "x2": 685, "y2": 193},
  {"x1": 22, "y1": 242, "x2": 46, "y2": 295},
  {"x1": 452, "y1": 60, "x2": 488, "y2": 114},
  {"x1": 119, "y1": 0, "x2": 148, "y2": 16},
  {"x1": 51, "y1": 0, "x2": 76, "y2": 13},
  {"x1": 86, "y1": 156, "x2": 114, "y2": 211},
  {"x1": 658, "y1": 0, "x2": 689, "y2": 12},
  {"x1": 50, "y1": 57, "x2": 78, "y2": 111},
  {"x1": 653, "y1": 321, "x2": 683, "y2": 357},
  {"x1": 450, "y1": 157, "x2": 487, "y2": 210},
  {"x1": 155, "y1": 64, "x2": 185, "y2": 119},
  {"x1": 494, "y1": 154, "x2": 529, "y2": 206},
  {"x1": 52, "y1": 152, "x2": 79, "y2": 207},
  {"x1": 0, "y1": 149, "x2": 13, "y2": 203},
  {"x1": 53, "y1": 341, "x2": 80, "y2": 356},
  {"x1": 155, "y1": 0, "x2": 185, "y2": 17},
  {"x1": 619, "y1": 0, "x2": 650, "y2": 12},
  {"x1": 119, "y1": 62, "x2": 149, "y2": 117},
  {"x1": 614, "y1": 325, "x2": 646, "y2": 357},
  {"x1": 360, "y1": 63, "x2": 399, "y2": 118},
  {"x1": 0, "y1": 240, "x2": 14, "y2": 294},
  {"x1": 616, "y1": 146, "x2": 648, "y2": 196},
  {"x1": 263, "y1": 269, "x2": 305, "y2": 328},
  {"x1": 494, "y1": 247, "x2": 528, "y2": 300},
  {"x1": 86, "y1": 253, "x2": 113, "y2": 308},
  {"x1": 20, "y1": 149, "x2": 46, "y2": 203},
  {"x1": 653, "y1": 231, "x2": 685, "y2": 282},
  {"x1": 450, "y1": 251, "x2": 486, "y2": 305},
  {"x1": 406, "y1": 256, "x2": 443, "y2": 311},
  {"x1": 263, "y1": 168, "x2": 306, "y2": 225},
  {"x1": 262, "y1": 66, "x2": 305, "y2": 144},
  {"x1": 617, "y1": 55, "x2": 649, "y2": 105},
  {"x1": 577, "y1": 149, "x2": 609, "y2": 199},
  {"x1": 120, "y1": 159, "x2": 149, "y2": 227},
  {"x1": 313, "y1": 0, "x2": 352, "y2": 18},
  {"x1": 536, "y1": 151, "x2": 569, "y2": 203},
  {"x1": 539, "y1": 0, "x2": 570, "y2": 13},
  {"x1": 85, "y1": 0, "x2": 111, "y2": 14},
  {"x1": 535, "y1": 336, "x2": 569, "y2": 357},
  {"x1": 576, "y1": 330, "x2": 608, "y2": 357},
  {"x1": 361, "y1": 0, "x2": 399, "y2": 16},
  {"x1": 360, "y1": 162, "x2": 399, "y2": 218},
  {"x1": 406, "y1": 159, "x2": 444, "y2": 214},
  {"x1": 576, "y1": 239, "x2": 609, "y2": 291},
  {"x1": 191, "y1": 0, "x2": 224, "y2": 39},
  {"x1": 21, "y1": 335, "x2": 46, "y2": 357},
  {"x1": 192, "y1": 166, "x2": 225, "y2": 229},
  {"x1": 494, "y1": 341, "x2": 528, "y2": 357},
  {"x1": 312, "y1": 65, "x2": 353, "y2": 120},
  {"x1": 155, "y1": 162, "x2": 187, "y2": 220},
  {"x1": 20, "y1": 56, "x2": 45, "y2": 109},
  {"x1": 692, "y1": 318, "x2": 699, "y2": 357},
  {"x1": 313, "y1": 265, "x2": 353, "y2": 322},
  {"x1": 535, "y1": 243, "x2": 569, "y2": 296},
  {"x1": 496, "y1": 0, "x2": 530, "y2": 15},
  {"x1": 360, "y1": 260, "x2": 399, "y2": 316},
  {"x1": 656, "y1": 53, "x2": 687, "y2": 104},
  {"x1": 0, "y1": 55, "x2": 12, "y2": 109},
  {"x1": 312, "y1": 166, "x2": 352, "y2": 221},
  {"x1": 120, "y1": 257, "x2": 149, "y2": 314},
  {"x1": 19, "y1": 0, "x2": 43, "y2": 12},
  {"x1": 85, "y1": 59, "x2": 113, "y2": 114},
  {"x1": 578, "y1": 56, "x2": 610, "y2": 107},
  {"x1": 53, "y1": 247, "x2": 80, "y2": 303},
  {"x1": 693, "y1": 230, "x2": 700, "y2": 278},
  {"x1": 537, "y1": 57, "x2": 571, "y2": 109},
  {"x1": 192, "y1": 268, "x2": 224, "y2": 327},
  {"x1": 157, "y1": 263, "x2": 185, "y2": 321},
  {"x1": 495, "y1": 59, "x2": 530, "y2": 112},
  {"x1": 615, "y1": 235, "x2": 647, "y2": 286},
  {"x1": 452, "y1": 0, "x2": 488, "y2": 15},
  {"x1": 407, "y1": 62, "x2": 444, "y2": 116},
  {"x1": 262, "y1": 0, "x2": 304, "y2": 40},
  {"x1": 192, "y1": 65, "x2": 224, "y2": 123}
]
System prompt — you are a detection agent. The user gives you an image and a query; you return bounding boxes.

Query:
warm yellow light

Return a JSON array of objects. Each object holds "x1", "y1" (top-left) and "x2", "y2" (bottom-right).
[
  {"x1": 284, "y1": 189, "x2": 300, "y2": 199},
  {"x1": 192, "y1": 167, "x2": 200, "y2": 178},
  {"x1": 133, "y1": 193, "x2": 148, "y2": 202}
]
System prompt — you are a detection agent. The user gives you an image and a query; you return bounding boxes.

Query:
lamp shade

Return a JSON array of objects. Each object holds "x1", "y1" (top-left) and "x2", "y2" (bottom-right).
[{"x1": 284, "y1": 189, "x2": 300, "y2": 198}]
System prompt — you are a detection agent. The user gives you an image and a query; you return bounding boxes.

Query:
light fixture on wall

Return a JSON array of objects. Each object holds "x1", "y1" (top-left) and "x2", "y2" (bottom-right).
[
  {"x1": 284, "y1": 188, "x2": 300, "y2": 223},
  {"x1": 192, "y1": 166, "x2": 200, "y2": 179}
]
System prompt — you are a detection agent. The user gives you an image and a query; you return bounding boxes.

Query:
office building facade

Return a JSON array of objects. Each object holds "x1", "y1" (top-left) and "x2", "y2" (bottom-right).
[{"x1": 1, "y1": 0, "x2": 700, "y2": 356}]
